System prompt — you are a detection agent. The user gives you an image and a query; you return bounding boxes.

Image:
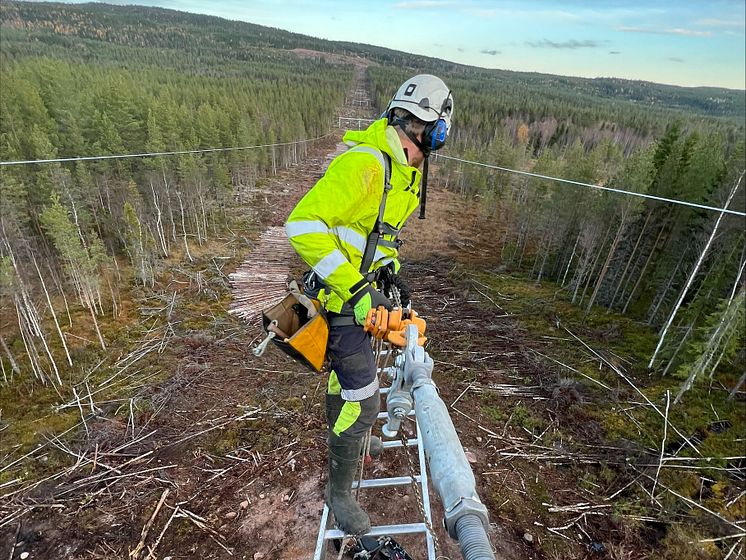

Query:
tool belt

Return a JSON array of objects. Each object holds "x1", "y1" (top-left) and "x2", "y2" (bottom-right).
[{"x1": 258, "y1": 281, "x2": 329, "y2": 372}]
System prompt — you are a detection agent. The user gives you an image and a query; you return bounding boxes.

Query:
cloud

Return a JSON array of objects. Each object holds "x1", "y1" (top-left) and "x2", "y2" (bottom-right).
[
  {"x1": 695, "y1": 18, "x2": 745, "y2": 29},
  {"x1": 393, "y1": 0, "x2": 453, "y2": 8},
  {"x1": 457, "y1": 47, "x2": 465, "y2": 52},
  {"x1": 618, "y1": 26, "x2": 713, "y2": 37},
  {"x1": 609, "y1": 51, "x2": 621, "y2": 55},
  {"x1": 668, "y1": 57, "x2": 685, "y2": 63},
  {"x1": 526, "y1": 39, "x2": 602, "y2": 49},
  {"x1": 480, "y1": 49, "x2": 500, "y2": 56}
]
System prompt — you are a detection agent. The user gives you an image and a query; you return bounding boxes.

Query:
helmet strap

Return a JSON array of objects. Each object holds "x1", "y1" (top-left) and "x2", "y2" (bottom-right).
[{"x1": 418, "y1": 156, "x2": 429, "y2": 219}]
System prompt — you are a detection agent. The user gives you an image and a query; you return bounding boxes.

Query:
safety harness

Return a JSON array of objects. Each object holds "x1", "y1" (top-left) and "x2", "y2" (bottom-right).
[
  {"x1": 359, "y1": 148, "x2": 396, "y2": 276},
  {"x1": 311, "y1": 145, "x2": 401, "y2": 327},
  {"x1": 256, "y1": 146, "x2": 401, "y2": 368}
]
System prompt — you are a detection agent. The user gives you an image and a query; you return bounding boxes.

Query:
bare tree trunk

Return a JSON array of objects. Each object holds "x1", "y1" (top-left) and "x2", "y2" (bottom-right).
[
  {"x1": 622, "y1": 222, "x2": 668, "y2": 314},
  {"x1": 198, "y1": 187, "x2": 208, "y2": 242},
  {"x1": 162, "y1": 170, "x2": 178, "y2": 243},
  {"x1": 151, "y1": 180, "x2": 169, "y2": 257},
  {"x1": 0, "y1": 334, "x2": 20, "y2": 380},
  {"x1": 675, "y1": 289, "x2": 743, "y2": 403},
  {"x1": 194, "y1": 190, "x2": 208, "y2": 245},
  {"x1": 704, "y1": 256, "x2": 746, "y2": 379},
  {"x1": 83, "y1": 287, "x2": 107, "y2": 351},
  {"x1": 536, "y1": 239, "x2": 551, "y2": 284},
  {"x1": 571, "y1": 247, "x2": 591, "y2": 303},
  {"x1": 32, "y1": 254, "x2": 73, "y2": 366},
  {"x1": 15, "y1": 296, "x2": 48, "y2": 384},
  {"x1": 647, "y1": 248, "x2": 688, "y2": 325},
  {"x1": 580, "y1": 224, "x2": 612, "y2": 309},
  {"x1": 608, "y1": 210, "x2": 652, "y2": 311},
  {"x1": 530, "y1": 236, "x2": 543, "y2": 279},
  {"x1": 176, "y1": 190, "x2": 194, "y2": 262},
  {"x1": 653, "y1": 171, "x2": 744, "y2": 369},
  {"x1": 516, "y1": 227, "x2": 529, "y2": 268},
  {"x1": 661, "y1": 323, "x2": 693, "y2": 376},
  {"x1": 587, "y1": 220, "x2": 625, "y2": 313},
  {"x1": 3, "y1": 234, "x2": 62, "y2": 384},
  {"x1": 561, "y1": 231, "x2": 581, "y2": 287},
  {"x1": 729, "y1": 370, "x2": 746, "y2": 400}
]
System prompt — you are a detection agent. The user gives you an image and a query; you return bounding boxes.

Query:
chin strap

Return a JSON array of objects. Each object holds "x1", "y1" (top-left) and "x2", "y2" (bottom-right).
[{"x1": 419, "y1": 157, "x2": 428, "y2": 219}]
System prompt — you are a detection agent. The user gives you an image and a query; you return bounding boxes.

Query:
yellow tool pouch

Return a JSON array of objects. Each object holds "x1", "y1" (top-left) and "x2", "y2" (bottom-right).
[{"x1": 257, "y1": 283, "x2": 329, "y2": 372}]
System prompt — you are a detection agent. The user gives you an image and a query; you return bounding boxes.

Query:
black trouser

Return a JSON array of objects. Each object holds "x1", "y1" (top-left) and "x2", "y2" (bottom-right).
[{"x1": 326, "y1": 321, "x2": 380, "y2": 438}]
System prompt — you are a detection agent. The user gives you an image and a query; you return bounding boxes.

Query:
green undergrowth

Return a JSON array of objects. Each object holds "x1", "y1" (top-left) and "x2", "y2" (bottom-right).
[{"x1": 454, "y1": 266, "x2": 745, "y2": 556}]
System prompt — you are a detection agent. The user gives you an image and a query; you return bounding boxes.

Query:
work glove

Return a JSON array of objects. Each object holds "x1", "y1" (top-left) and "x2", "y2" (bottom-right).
[
  {"x1": 347, "y1": 283, "x2": 392, "y2": 326},
  {"x1": 403, "y1": 344, "x2": 434, "y2": 390}
]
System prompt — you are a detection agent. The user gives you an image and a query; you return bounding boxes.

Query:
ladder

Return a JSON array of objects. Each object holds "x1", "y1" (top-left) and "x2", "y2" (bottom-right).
[{"x1": 312, "y1": 384, "x2": 437, "y2": 559}]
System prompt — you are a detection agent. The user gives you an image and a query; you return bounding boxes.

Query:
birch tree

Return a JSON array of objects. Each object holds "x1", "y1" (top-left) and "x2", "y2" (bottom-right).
[{"x1": 40, "y1": 193, "x2": 108, "y2": 350}]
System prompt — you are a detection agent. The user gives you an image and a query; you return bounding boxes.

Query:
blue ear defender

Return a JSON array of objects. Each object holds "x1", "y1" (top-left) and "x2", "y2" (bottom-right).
[{"x1": 424, "y1": 118, "x2": 448, "y2": 151}]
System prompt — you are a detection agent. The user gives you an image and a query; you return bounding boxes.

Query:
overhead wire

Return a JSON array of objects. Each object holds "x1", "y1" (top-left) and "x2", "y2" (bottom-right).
[
  {"x1": 436, "y1": 154, "x2": 746, "y2": 217},
  {"x1": 0, "y1": 132, "x2": 334, "y2": 167},
  {"x1": 1, "y1": 130, "x2": 743, "y2": 218}
]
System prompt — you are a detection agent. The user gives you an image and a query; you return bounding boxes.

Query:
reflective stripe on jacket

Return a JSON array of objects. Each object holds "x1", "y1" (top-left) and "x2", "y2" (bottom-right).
[{"x1": 285, "y1": 118, "x2": 422, "y2": 313}]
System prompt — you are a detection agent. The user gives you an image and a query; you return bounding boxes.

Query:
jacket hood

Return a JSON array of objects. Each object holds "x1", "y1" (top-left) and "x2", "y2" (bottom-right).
[{"x1": 342, "y1": 118, "x2": 409, "y2": 167}]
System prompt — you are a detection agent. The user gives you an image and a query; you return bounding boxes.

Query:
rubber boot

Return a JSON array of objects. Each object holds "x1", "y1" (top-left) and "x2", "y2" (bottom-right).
[{"x1": 327, "y1": 435, "x2": 371, "y2": 535}]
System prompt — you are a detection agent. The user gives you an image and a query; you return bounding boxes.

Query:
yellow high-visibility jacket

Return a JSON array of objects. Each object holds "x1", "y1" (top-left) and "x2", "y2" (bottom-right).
[{"x1": 285, "y1": 118, "x2": 422, "y2": 313}]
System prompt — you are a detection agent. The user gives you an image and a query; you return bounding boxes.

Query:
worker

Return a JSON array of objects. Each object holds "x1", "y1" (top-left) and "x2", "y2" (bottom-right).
[{"x1": 285, "y1": 74, "x2": 454, "y2": 536}]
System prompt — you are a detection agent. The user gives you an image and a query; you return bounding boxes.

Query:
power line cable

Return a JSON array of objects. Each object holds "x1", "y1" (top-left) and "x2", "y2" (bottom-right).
[
  {"x1": 2, "y1": 131, "x2": 743, "y2": 218},
  {"x1": 436, "y1": 154, "x2": 746, "y2": 218},
  {"x1": 0, "y1": 133, "x2": 334, "y2": 167}
]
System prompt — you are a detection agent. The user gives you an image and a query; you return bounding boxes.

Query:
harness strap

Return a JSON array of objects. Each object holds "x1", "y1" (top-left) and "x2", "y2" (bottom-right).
[
  {"x1": 327, "y1": 314, "x2": 358, "y2": 327},
  {"x1": 359, "y1": 150, "x2": 392, "y2": 275},
  {"x1": 379, "y1": 223, "x2": 400, "y2": 236},
  {"x1": 376, "y1": 239, "x2": 401, "y2": 249}
]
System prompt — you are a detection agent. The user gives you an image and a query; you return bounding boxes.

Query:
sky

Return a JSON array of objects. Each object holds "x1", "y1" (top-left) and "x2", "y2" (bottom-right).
[{"x1": 50, "y1": 0, "x2": 745, "y2": 90}]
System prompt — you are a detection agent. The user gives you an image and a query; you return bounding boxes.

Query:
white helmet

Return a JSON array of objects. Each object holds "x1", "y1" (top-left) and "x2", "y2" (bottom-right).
[{"x1": 387, "y1": 74, "x2": 453, "y2": 153}]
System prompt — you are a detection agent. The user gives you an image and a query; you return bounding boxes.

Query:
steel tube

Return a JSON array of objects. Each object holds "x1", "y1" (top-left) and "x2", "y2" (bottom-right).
[{"x1": 413, "y1": 382, "x2": 495, "y2": 559}]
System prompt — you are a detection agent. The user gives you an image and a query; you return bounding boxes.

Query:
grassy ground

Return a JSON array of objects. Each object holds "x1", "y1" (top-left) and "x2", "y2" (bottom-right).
[{"x1": 455, "y1": 267, "x2": 745, "y2": 559}]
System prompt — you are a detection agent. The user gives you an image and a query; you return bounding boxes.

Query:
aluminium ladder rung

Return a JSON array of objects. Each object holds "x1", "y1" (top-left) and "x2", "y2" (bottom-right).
[
  {"x1": 381, "y1": 438, "x2": 418, "y2": 449},
  {"x1": 351, "y1": 475, "x2": 421, "y2": 489},
  {"x1": 324, "y1": 522, "x2": 428, "y2": 540}
]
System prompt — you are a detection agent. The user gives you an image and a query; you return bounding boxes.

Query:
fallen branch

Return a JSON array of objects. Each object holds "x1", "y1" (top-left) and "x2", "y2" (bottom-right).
[
  {"x1": 651, "y1": 390, "x2": 670, "y2": 498},
  {"x1": 130, "y1": 488, "x2": 170, "y2": 559},
  {"x1": 144, "y1": 505, "x2": 180, "y2": 560}
]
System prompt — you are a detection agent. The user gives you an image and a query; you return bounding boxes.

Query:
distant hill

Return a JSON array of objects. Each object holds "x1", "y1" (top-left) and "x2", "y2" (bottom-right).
[{"x1": 1, "y1": 1, "x2": 744, "y2": 122}]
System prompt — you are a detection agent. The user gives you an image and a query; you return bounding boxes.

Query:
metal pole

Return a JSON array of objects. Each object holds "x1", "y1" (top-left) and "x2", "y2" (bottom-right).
[{"x1": 403, "y1": 324, "x2": 495, "y2": 559}]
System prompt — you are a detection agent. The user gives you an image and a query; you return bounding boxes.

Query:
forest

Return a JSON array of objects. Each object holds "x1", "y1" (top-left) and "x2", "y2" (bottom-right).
[
  {"x1": 0, "y1": 2, "x2": 745, "y2": 559},
  {"x1": 369, "y1": 67, "x2": 745, "y2": 403}
]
